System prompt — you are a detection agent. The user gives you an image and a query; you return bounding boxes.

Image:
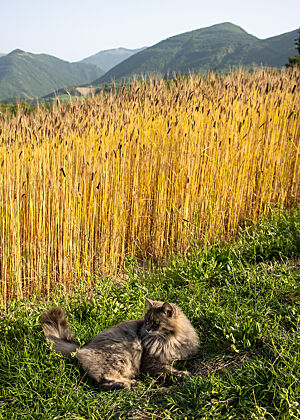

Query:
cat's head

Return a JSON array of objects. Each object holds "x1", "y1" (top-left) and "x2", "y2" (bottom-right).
[{"x1": 143, "y1": 298, "x2": 179, "y2": 336}]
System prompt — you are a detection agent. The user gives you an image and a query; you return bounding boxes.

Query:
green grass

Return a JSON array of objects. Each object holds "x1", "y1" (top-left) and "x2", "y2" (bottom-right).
[{"x1": 0, "y1": 207, "x2": 299, "y2": 419}]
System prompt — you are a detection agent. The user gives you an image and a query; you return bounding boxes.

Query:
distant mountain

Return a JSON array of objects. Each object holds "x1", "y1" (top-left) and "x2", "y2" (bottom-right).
[
  {"x1": 81, "y1": 47, "x2": 147, "y2": 71},
  {"x1": 0, "y1": 49, "x2": 105, "y2": 101},
  {"x1": 94, "y1": 23, "x2": 298, "y2": 84},
  {"x1": 0, "y1": 53, "x2": 5, "y2": 57}
]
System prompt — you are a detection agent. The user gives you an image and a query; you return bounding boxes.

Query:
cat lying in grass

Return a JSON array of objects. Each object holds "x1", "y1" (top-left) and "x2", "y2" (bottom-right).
[{"x1": 40, "y1": 298, "x2": 199, "y2": 390}]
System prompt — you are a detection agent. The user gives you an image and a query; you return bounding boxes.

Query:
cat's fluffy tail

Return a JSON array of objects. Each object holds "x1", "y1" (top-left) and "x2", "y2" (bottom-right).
[{"x1": 40, "y1": 307, "x2": 79, "y2": 356}]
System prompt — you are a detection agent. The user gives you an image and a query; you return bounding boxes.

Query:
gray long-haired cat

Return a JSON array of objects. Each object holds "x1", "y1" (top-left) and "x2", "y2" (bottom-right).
[{"x1": 40, "y1": 298, "x2": 199, "y2": 390}]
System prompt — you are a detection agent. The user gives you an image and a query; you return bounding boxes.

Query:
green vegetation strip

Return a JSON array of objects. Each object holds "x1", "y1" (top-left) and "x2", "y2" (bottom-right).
[{"x1": 0, "y1": 207, "x2": 299, "y2": 419}]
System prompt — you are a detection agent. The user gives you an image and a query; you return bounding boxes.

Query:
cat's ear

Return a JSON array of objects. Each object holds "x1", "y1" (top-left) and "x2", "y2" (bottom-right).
[
  {"x1": 162, "y1": 302, "x2": 175, "y2": 318},
  {"x1": 145, "y1": 298, "x2": 154, "y2": 307}
]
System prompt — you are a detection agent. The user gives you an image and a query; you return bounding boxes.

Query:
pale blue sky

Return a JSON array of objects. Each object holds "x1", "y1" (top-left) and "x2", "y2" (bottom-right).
[{"x1": 1, "y1": 0, "x2": 299, "y2": 62}]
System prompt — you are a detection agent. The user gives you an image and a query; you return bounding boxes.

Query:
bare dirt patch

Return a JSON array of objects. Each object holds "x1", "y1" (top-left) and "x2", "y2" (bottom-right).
[
  {"x1": 76, "y1": 87, "x2": 97, "y2": 97},
  {"x1": 193, "y1": 353, "x2": 250, "y2": 376}
]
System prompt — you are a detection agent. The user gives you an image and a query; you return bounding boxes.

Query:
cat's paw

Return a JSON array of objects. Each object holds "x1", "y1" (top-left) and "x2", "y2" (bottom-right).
[
  {"x1": 101, "y1": 378, "x2": 137, "y2": 390},
  {"x1": 175, "y1": 370, "x2": 193, "y2": 378},
  {"x1": 128, "y1": 379, "x2": 137, "y2": 388}
]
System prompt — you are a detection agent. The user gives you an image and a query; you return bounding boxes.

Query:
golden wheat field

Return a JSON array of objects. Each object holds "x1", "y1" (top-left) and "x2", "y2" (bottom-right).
[{"x1": 0, "y1": 69, "x2": 299, "y2": 305}]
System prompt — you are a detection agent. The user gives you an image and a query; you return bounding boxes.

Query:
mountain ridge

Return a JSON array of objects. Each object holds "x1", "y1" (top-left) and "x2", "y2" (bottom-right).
[
  {"x1": 81, "y1": 47, "x2": 147, "y2": 71},
  {"x1": 1, "y1": 23, "x2": 298, "y2": 102},
  {"x1": 93, "y1": 22, "x2": 298, "y2": 84},
  {"x1": 0, "y1": 49, "x2": 104, "y2": 101}
]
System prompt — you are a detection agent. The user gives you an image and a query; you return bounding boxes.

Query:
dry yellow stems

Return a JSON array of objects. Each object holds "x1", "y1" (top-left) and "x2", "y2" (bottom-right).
[{"x1": 0, "y1": 69, "x2": 299, "y2": 305}]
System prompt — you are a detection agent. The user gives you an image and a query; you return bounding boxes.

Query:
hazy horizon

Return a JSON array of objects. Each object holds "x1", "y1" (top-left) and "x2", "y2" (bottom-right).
[{"x1": 1, "y1": 0, "x2": 299, "y2": 62}]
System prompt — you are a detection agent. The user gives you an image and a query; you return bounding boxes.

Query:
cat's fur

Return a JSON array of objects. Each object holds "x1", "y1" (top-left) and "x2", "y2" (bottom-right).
[{"x1": 40, "y1": 298, "x2": 199, "y2": 390}]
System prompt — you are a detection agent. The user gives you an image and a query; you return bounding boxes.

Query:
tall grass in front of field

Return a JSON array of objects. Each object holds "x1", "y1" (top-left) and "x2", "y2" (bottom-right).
[{"x1": 0, "y1": 69, "x2": 299, "y2": 304}]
